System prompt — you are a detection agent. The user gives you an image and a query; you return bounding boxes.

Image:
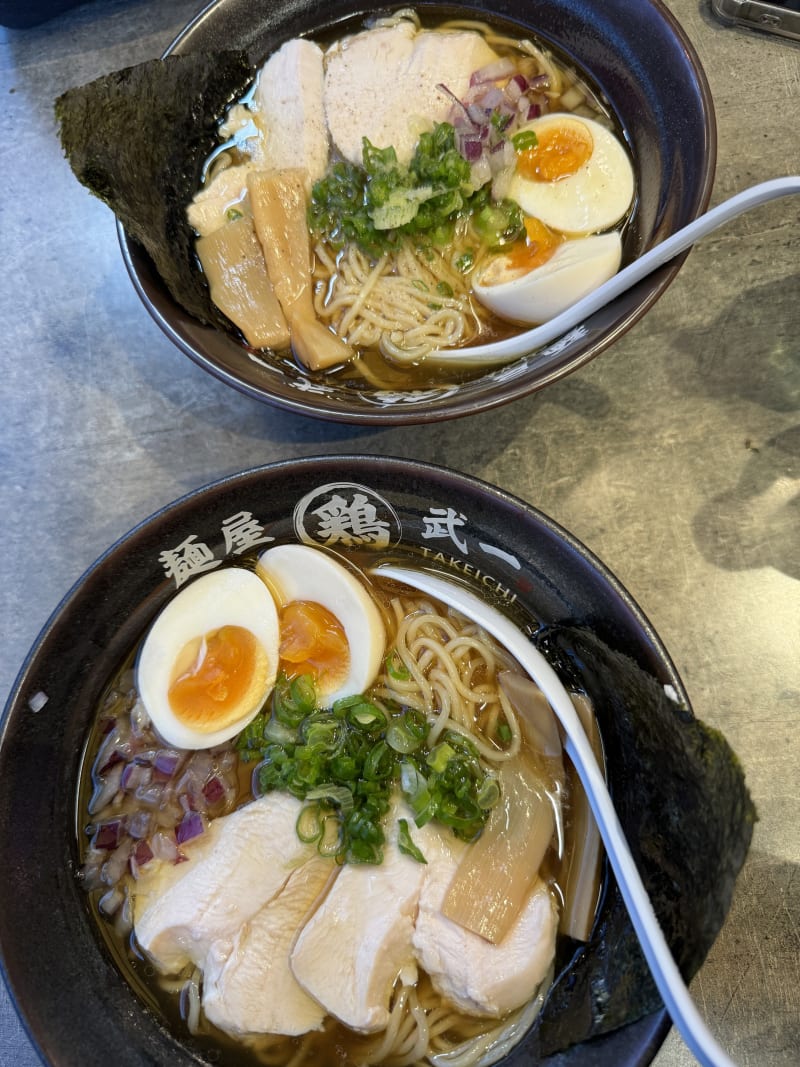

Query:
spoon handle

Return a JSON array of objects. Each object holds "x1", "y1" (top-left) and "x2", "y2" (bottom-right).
[
  {"x1": 430, "y1": 175, "x2": 800, "y2": 366},
  {"x1": 374, "y1": 563, "x2": 737, "y2": 1067}
]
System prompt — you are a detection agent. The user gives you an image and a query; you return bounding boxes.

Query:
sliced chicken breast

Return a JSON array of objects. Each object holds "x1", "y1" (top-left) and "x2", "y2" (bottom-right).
[
  {"x1": 324, "y1": 24, "x2": 498, "y2": 166},
  {"x1": 412, "y1": 829, "x2": 558, "y2": 1018},
  {"x1": 290, "y1": 814, "x2": 427, "y2": 1032},
  {"x1": 202, "y1": 855, "x2": 335, "y2": 1036},
  {"x1": 133, "y1": 793, "x2": 312, "y2": 974},
  {"x1": 251, "y1": 38, "x2": 330, "y2": 188}
]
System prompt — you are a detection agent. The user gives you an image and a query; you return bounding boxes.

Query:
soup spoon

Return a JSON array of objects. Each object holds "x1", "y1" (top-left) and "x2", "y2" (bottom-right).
[
  {"x1": 373, "y1": 562, "x2": 737, "y2": 1067},
  {"x1": 424, "y1": 175, "x2": 800, "y2": 369}
]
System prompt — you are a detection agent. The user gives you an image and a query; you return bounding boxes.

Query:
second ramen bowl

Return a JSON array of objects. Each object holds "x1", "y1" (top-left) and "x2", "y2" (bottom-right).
[
  {"x1": 120, "y1": 0, "x2": 715, "y2": 424},
  {"x1": 0, "y1": 455, "x2": 753, "y2": 1067}
]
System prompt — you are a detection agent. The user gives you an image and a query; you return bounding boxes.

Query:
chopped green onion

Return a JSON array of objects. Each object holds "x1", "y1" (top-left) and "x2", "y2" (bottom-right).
[
  {"x1": 364, "y1": 741, "x2": 395, "y2": 781},
  {"x1": 296, "y1": 803, "x2": 323, "y2": 843},
  {"x1": 225, "y1": 206, "x2": 243, "y2": 221},
  {"x1": 386, "y1": 715, "x2": 426, "y2": 755},
  {"x1": 477, "y1": 776, "x2": 501, "y2": 810},
  {"x1": 273, "y1": 673, "x2": 317, "y2": 727},
  {"x1": 385, "y1": 649, "x2": 410, "y2": 681},
  {"x1": 427, "y1": 741, "x2": 456, "y2": 774},
  {"x1": 512, "y1": 130, "x2": 539, "y2": 152},
  {"x1": 305, "y1": 783, "x2": 355, "y2": 816},
  {"x1": 398, "y1": 819, "x2": 427, "y2": 863},
  {"x1": 347, "y1": 702, "x2": 387, "y2": 732},
  {"x1": 454, "y1": 250, "x2": 475, "y2": 273},
  {"x1": 317, "y1": 814, "x2": 343, "y2": 857},
  {"x1": 436, "y1": 281, "x2": 454, "y2": 298},
  {"x1": 497, "y1": 721, "x2": 513, "y2": 744}
]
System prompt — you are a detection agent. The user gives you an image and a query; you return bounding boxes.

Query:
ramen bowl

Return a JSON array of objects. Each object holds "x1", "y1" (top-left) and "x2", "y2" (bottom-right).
[
  {"x1": 116, "y1": 0, "x2": 715, "y2": 424},
  {"x1": 0, "y1": 456, "x2": 752, "y2": 1067}
]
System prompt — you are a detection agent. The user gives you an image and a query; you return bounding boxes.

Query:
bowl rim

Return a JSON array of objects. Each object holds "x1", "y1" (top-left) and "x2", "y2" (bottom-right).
[{"x1": 117, "y1": 0, "x2": 717, "y2": 425}]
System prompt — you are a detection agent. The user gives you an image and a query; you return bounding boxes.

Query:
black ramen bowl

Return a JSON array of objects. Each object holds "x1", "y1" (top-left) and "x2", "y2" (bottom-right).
[
  {"x1": 0, "y1": 456, "x2": 752, "y2": 1067},
  {"x1": 118, "y1": 0, "x2": 716, "y2": 424}
]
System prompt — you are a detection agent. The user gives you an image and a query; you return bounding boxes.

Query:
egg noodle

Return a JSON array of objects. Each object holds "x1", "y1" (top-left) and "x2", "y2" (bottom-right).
[{"x1": 311, "y1": 233, "x2": 491, "y2": 375}]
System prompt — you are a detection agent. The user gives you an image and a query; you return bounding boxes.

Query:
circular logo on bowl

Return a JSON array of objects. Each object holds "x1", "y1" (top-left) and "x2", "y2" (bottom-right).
[{"x1": 293, "y1": 482, "x2": 402, "y2": 550}]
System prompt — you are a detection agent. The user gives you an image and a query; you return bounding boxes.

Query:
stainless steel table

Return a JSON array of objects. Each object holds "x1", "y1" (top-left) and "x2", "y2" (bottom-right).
[{"x1": 1, "y1": 1, "x2": 798, "y2": 1064}]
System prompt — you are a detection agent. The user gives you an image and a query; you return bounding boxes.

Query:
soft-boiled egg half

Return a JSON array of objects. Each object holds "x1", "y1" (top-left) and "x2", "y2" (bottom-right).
[
  {"x1": 508, "y1": 113, "x2": 635, "y2": 235},
  {"x1": 136, "y1": 568, "x2": 280, "y2": 750},
  {"x1": 474, "y1": 114, "x2": 634, "y2": 326},
  {"x1": 474, "y1": 228, "x2": 622, "y2": 325},
  {"x1": 257, "y1": 544, "x2": 385, "y2": 705}
]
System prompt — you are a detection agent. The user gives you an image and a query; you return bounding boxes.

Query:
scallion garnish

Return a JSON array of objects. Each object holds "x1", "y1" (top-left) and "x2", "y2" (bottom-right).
[
  {"x1": 512, "y1": 129, "x2": 538, "y2": 152},
  {"x1": 398, "y1": 818, "x2": 427, "y2": 864},
  {"x1": 238, "y1": 673, "x2": 500, "y2": 863}
]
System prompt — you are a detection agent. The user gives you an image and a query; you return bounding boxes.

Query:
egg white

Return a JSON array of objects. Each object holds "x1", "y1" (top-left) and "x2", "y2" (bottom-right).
[
  {"x1": 474, "y1": 232, "x2": 622, "y2": 325},
  {"x1": 509, "y1": 114, "x2": 634, "y2": 235},
  {"x1": 257, "y1": 544, "x2": 385, "y2": 705},
  {"x1": 136, "y1": 568, "x2": 280, "y2": 750}
]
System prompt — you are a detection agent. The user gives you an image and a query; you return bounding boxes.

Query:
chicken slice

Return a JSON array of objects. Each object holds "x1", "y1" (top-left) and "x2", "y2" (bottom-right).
[
  {"x1": 412, "y1": 829, "x2": 558, "y2": 1018},
  {"x1": 133, "y1": 793, "x2": 312, "y2": 973},
  {"x1": 324, "y1": 25, "x2": 498, "y2": 166},
  {"x1": 251, "y1": 38, "x2": 329, "y2": 188},
  {"x1": 202, "y1": 855, "x2": 335, "y2": 1036},
  {"x1": 290, "y1": 814, "x2": 427, "y2": 1033}
]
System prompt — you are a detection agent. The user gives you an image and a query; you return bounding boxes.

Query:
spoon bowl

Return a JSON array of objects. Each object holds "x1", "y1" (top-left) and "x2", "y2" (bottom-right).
[
  {"x1": 423, "y1": 177, "x2": 800, "y2": 368},
  {"x1": 374, "y1": 562, "x2": 737, "y2": 1067}
]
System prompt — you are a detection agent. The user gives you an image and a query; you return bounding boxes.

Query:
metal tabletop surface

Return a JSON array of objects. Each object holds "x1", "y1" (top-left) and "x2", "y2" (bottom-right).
[{"x1": 1, "y1": 1, "x2": 798, "y2": 1064}]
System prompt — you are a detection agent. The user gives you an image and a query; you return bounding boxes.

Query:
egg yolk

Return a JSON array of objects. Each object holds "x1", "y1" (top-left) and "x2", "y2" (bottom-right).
[
  {"x1": 169, "y1": 625, "x2": 265, "y2": 731},
  {"x1": 503, "y1": 216, "x2": 564, "y2": 274},
  {"x1": 279, "y1": 600, "x2": 349, "y2": 690},
  {"x1": 517, "y1": 121, "x2": 593, "y2": 183}
]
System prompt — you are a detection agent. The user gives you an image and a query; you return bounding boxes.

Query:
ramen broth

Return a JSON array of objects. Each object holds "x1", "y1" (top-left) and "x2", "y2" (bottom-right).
[
  {"x1": 190, "y1": 10, "x2": 634, "y2": 390},
  {"x1": 77, "y1": 548, "x2": 603, "y2": 1066}
]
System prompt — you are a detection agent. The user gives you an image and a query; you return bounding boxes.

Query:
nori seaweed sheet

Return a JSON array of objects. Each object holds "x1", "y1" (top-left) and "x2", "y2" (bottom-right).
[
  {"x1": 55, "y1": 52, "x2": 256, "y2": 327},
  {"x1": 518, "y1": 624, "x2": 756, "y2": 1059}
]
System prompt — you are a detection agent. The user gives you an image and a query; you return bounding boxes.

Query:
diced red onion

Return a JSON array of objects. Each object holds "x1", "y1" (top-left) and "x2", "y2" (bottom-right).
[
  {"x1": 462, "y1": 137, "x2": 484, "y2": 162},
  {"x1": 135, "y1": 780, "x2": 169, "y2": 809},
  {"x1": 98, "y1": 886, "x2": 124, "y2": 916},
  {"x1": 528, "y1": 103, "x2": 542, "y2": 120},
  {"x1": 529, "y1": 73, "x2": 550, "y2": 90},
  {"x1": 121, "y1": 761, "x2": 151, "y2": 793},
  {"x1": 150, "y1": 831, "x2": 180, "y2": 862},
  {"x1": 130, "y1": 839, "x2": 154, "y2": 879},
  {"x1": 466, "y1": 102, "x2": 488, "y2": 126},
  {"x1": 469, "y1": 57, "x2": 516, "y2": 85},
  {"x1": 88, "y1": 759, "x2": 125, "y2": 815},
  {"x1": 480, "y1": 86, "x2": 505, "y2": 111},
  {"x1": 505, "y1": 78, "x2": 523, "y2": 103},
  {"x1": 153, "y1": 750, "x2": 183, "y2": 779},
  {"x1": 127, "y1": 810, "x2": 153, "y2": 840},
  {"x1": 102, "y1": 840, "x2": 132, "y2": 886},
  {"x1": 92, "y1": 819, "x2": 125, "y2": 851},
  {"x1": 176, "y1": 811, "x2": 205, "y2": 845},
  {"x1": 203, "y1": 776, "x2": 226, "y2": 805}
]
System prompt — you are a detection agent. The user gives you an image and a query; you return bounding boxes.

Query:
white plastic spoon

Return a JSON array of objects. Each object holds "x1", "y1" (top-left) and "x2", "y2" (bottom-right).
[
  {"x1": 373, "y1": 562, "x2": 737, "y2": 1067},
  {"x1": 423, "y1": 176, "x2": 800, "y2": 368}
]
